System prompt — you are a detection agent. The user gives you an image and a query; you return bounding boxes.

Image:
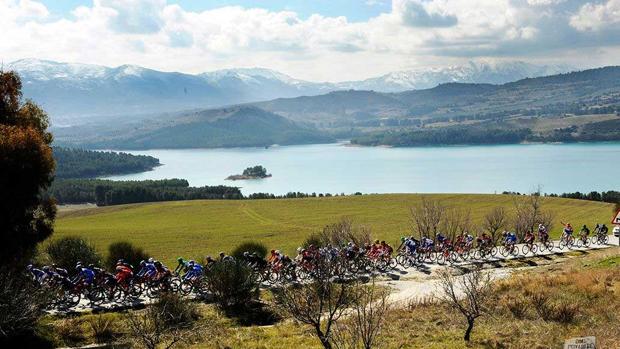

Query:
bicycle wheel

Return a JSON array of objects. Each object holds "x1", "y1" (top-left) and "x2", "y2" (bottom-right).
[
  {"x1": 530, "y1": 244, "x2": 538, "y2": 254},
  {"x1": 521, "y1": 245, "x2": 530, "y2": 255},
  {"x1": 436, "y1": 253, "x2": 445, "y2": 265},
  {"x1": 500, "y1": 246, "x2": 509, "y2": 257},
  {"x1": 583, "y1": 237, "x2": 591, "y2": 247}
]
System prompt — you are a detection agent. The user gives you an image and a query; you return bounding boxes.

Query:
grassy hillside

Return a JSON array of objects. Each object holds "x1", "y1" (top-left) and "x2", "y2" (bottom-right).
[{"x1": 53, "y1": 194, "x2": 615, "y2": 265}]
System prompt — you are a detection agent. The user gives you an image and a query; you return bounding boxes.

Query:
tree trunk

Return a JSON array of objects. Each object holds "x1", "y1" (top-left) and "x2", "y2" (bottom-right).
[
  {"x1": 464, "y1": 318, "x2": 475, "y2": 341},
  {"x1": 315, "y1": 325, "x2": 332, "y2": 349}
]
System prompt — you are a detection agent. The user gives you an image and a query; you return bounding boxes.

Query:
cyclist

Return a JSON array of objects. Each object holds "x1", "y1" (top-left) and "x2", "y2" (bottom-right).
[
  {"x1": 404, "y1": 236, "x2": 419, "y2": 255},
  {"x1": 137, "y1": 260, "x2": 157, "y2": 280},
  {"x1": 379, "y1": 241, "x2": 393, "y2": 256},
  {"x1": 154, "y1": 260, "x2": 171, "y2": 280},
  {"x1": 183, "y1": 260, "x2": 203, "y2": 281},
  {"x1": 26, "y1": 264, "x2": 46, "y2": 284},
  {"x1": 115, "y1": 260, "x2": 133, "y2": 285},
  {"x1": 537, "y1": 224, "x2": 549, "y2": 243},
  {"x1": 524, "y1": 230, "x2": 535, "y2": 245},
  {"x1": 504, "y1": 231, "x2": 517, "y2": 246},
  {"x1": 579, "y1": 224, "x2": 590, "y2": 242},
  {"x1": 50, "y1": 264, "x2": 69, "y2": 278},
  {"x1": 219, "y1": 252, "x2": 234, "y2": 262},
  {"x1": 174, "y1": 257, "x2": 191, "y2": 276},
  {"x1": 600, "y1": 224, "x2": 609, "y2": 236},
  {"x1": 436, "y1": 233, "x2": 448, "y2": 246},
  {"x1": 73, "y1": 262, "x2": 96, "y2": 287},
  {"x1": 464, "y1": 233, "x2": 475, "y2": 248},
  {"x1": 561, "y1": 222, "x2": 574, "y2": 241}
]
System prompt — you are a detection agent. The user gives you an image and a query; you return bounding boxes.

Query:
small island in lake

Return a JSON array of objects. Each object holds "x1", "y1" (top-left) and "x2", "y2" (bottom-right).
[{"x1": 226, "y1": 165, "x2": 272, "y2": 180}]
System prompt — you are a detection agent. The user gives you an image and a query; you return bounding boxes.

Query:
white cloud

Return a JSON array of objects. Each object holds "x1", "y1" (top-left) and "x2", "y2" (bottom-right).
[
  {"x1": 0, "y1": 0, "x2": 618, "y2": 81},
  {"x1": 570, "y1": 0, "x2": 620, "y2": 32}
]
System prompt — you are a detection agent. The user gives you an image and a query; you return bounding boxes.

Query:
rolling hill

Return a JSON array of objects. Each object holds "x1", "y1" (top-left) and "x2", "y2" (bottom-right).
[
  {"x1": 53, "y1": 194, "x2": 615, "y2": 266},
  {"x1": 73, "y1": 106, "x2": 334, "y2": 149}
]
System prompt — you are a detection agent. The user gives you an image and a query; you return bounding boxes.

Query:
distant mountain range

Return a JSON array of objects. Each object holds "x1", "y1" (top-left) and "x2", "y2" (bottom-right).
[
  {"x1": 53, "y1": 66, "x2": 620, "y2": 149},
  {"x1": 7, "y1": 58, "x2": 572, "y2": 123}
]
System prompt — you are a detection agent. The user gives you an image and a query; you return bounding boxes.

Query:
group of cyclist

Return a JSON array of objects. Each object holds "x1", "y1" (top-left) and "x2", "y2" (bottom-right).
[{"x1": 28, "y1": 221, "x2": 611, "y2": 308}]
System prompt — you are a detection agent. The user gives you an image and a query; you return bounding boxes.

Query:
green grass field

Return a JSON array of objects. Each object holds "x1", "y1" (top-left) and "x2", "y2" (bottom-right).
[{"x1": 53, "y1": 194, "x2": 615, "y2": 265}]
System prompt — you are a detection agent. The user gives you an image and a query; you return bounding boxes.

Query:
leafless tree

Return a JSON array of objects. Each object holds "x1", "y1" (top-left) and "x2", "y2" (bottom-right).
[
  {"x1": 332, "y1": 278, "x2": 391, "y2": 349},
  {"x1": 513, "y1": 190, "x2": 555, "y2": 240},
  {"x1": 124, "y1": 292, "x2": 204, "y2": 349},
  {"x1": 482, "y1": 207, "x2": 508, "y2": 243},
  {"x1": 438, "y1": 267, "x2": 493, "y2": 342},
  {"x1": 272, "y1": 257, "x2": 354, "y2": 349},
  {"x1": 410, "y1": 197, "x2": 445, "y2": 239},
  {"x1": 320, "y1": 218, "x2": 372, "y2": 247}
]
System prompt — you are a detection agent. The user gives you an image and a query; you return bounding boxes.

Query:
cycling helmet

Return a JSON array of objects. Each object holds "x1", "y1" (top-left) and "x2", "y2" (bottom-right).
[
  {"x1": 148, "y1": 257, "x2": 154, "y2": 263},
  {"x1": 26, "y1": 264, "x2": 33, "y2": 271},
  {"x1": 400, "y1": 237, "x2": 405, "y2": 243},
  {"x1": 374, "y1": 239, "x2": 379, "y2": 244},
  {"x1": 177, "y1": 257, "x2": 184, "y2": 263},
  {"x1": 139, "y1": 260, "x2": 146, "y2": 267},
  {"x1": 75, "y1": 263, "x2": 82, "y2": 270}
]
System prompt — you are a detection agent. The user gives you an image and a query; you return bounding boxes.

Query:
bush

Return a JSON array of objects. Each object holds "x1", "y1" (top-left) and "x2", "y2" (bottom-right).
[
  {"x1": 153, "y1": 292, "x2": 199, "y2": 328},
  {"x1": 86, "y1": 314, "x2": 118, "y2": 344},
  {"x1": 231, "y1": 241, "x2": 268, "y2": 260},
  {"x1": 0, "y1": 270, "x2": 49, "y2": 341},
  {"x1": 551, "y1": 300, "x2": 580, "y2": 323},
  {"x1": 203, "y1": 260, "x2": 259, "y2": 309},
  {"x1": 501, "y1": 294, "x2": 529, "y2": 319},
  {"x1": 303, "y1": 233, "x2": 324, "y2": 249},
  {"x1": 106, "y1": 241, "x2": 149, "y2": 269},
  {"x1": 54, "y1": 318, "x2": 86, "y2": 346},
  {"x1": 45, "y1": 237, "x2": 101, "y2": 270}
]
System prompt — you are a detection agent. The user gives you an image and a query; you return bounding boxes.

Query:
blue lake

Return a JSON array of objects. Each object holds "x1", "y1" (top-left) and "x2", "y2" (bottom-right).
[{"x1": 103, "y1": 142, "x2": 620, "y2": 195}]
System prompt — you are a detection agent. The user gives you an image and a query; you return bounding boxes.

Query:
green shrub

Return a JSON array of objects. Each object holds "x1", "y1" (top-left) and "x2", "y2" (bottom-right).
[
  {"x1": 231, "y1": 241, "x2": 268, "y2": 260},
  {"x1": 106, "y1": 241, "x2": 149, "y2": 269},
  {"x1": 153, "y1": 292, "x2": 199, "y2": 328},
  {"x1": 45, "y1": 237, "x2": 101, "y2": 270},
  {"x1": 203, "y1": 260, "x2": 259, "y2": 309}
]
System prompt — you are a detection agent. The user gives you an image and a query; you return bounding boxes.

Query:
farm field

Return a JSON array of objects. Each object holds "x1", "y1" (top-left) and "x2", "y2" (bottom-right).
[{"x1": 53, "y1": 194, "x2": 615, "y2": 265}]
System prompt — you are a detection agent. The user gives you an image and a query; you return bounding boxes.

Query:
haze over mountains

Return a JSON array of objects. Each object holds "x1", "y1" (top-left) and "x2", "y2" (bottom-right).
[
  {"x1": 8, "y1": 58, "x2": 572, "y2": 123},
  {"x1": 51, "y1": 65, "x2": 620, "y2": 149}
]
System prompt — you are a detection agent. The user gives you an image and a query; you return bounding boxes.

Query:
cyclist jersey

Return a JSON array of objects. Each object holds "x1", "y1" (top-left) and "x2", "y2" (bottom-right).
[{"x1": 79, "y1": 268, "x2": 95, "y2": 284}]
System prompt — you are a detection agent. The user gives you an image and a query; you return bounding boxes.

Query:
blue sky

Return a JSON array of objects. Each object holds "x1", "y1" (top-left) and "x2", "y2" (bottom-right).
[
  {"x1": 3, "y1": 0, "x2": 619, "y2": 81},
  {"x1": 39, "y1": 0, "x2": 392, "y2": 22}
]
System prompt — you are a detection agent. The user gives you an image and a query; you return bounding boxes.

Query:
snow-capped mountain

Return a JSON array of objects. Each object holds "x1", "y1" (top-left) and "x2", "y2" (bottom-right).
[
  {"x1": 338, "y1": 61, "x2": 574, "y2": 92},
  {"x1": 6, "y1": 58, "x2": 573, "y2": 123}
]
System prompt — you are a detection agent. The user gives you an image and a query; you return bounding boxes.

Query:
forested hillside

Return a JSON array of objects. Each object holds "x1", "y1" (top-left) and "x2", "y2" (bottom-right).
[{"x1": 53, "y1": 147, "x2": 160, "y2": 178}]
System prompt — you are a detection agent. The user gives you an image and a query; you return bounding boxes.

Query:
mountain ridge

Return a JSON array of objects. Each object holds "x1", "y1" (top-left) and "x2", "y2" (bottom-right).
[{"x1": 7, "y1": 58, "x2": 574, "y2": 122}]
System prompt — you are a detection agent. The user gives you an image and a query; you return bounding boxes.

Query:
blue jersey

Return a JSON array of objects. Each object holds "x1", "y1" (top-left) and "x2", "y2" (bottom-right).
[
  {"x1": 184, "y1": 263, "x2": 204, "y2": 280},
  {"x1": 79, "y1": 268, "x2": 95, "y2": 284}
]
